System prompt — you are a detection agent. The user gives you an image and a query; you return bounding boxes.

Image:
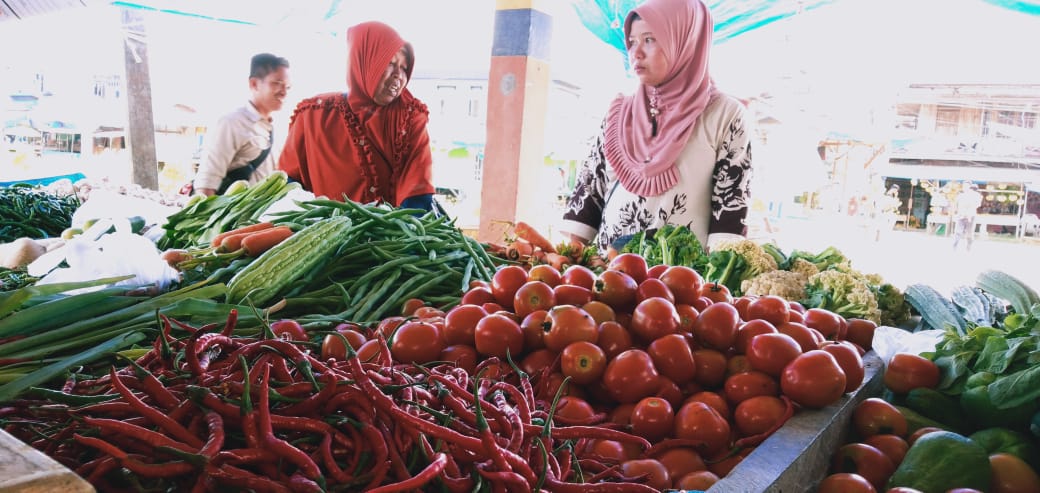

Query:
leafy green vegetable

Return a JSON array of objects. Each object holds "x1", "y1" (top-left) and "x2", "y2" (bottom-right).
[
  {"x1": 620, "y1": 225, "x2": 707, "y2": 270},
  {"x1": 703, "y1": 250, "x2": 747, "y2": 296},
  {"x1": 782, "y1": 245, "x2": 848, "y2": 272}
]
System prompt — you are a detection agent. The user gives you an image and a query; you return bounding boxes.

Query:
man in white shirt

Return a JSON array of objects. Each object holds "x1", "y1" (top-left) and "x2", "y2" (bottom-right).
[
  {"x1": 952, "y1": 182, "x2": 983, "y2": 251},
  {"x1": 192, "y1": 53, "x2": 291, "y2": 196}
]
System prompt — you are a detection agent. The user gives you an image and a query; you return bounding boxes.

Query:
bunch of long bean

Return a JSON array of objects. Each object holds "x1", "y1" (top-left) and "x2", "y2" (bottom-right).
[
  {"x1": 268, "y1": 199, "x2": 501, "y2": 324},
  {"x1": 0, "y1": 184, "x2": 80, "y2": 242}
]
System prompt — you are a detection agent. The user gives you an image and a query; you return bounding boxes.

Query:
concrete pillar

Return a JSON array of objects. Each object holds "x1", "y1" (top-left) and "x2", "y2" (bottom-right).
[
  {"x1": 478, "y1": 0, "x2": 553, "y2": 243},
  {"x1": 121, "y1": 8, "x2": 159, "y2": 190}
]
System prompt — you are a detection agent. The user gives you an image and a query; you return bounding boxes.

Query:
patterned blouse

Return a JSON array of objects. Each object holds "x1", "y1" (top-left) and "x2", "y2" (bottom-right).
[{"x1": 561, "y1": 93, "x2": 753, "y2": 253}]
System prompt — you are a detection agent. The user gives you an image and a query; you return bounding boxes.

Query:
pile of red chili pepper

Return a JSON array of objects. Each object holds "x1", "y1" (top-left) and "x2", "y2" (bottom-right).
[{"x1": 0, "y1": 309, "x2": 682, "y2": 492}]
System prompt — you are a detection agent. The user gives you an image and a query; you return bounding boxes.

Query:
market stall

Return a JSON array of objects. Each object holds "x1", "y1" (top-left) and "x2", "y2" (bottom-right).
[{"x1": 0, "y1": 175, "x2": 1037, "y2": 492}]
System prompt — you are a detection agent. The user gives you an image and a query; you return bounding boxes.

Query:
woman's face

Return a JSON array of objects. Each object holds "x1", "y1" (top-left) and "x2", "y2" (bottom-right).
[
  {"x1": 373, "y1": 48, "x2": 410, "y2": 106},
  {"x1": 628, "y1": 18, "x2": 669, "y2": 87}
]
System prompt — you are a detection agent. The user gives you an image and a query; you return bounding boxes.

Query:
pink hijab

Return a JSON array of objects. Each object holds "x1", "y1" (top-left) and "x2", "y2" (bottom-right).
[{"x1": 605, "y1": 0, "x2": 717, "y2": 197}]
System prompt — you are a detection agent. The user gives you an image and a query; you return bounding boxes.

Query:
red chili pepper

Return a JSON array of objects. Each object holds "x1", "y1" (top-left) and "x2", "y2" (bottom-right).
[
  {"x1": 367, "y1": 452, "x2": 449, "y2": 493},
  {"x1": 543, "y1": 477, "x2": 660, "y2": 492},
  {"x1": 643, "y1": 437, "x2": 710, "y2": 458},
  {"x1": 199, "y1": 410, "x2": 225, "y2": 459},
  {"x1": 360, "y1": 421, "x2": 390, "y2": 490},
  {"x1": 523, "y1": 424, "x2": 651, "y2": 451},
  {"x1": 256, "y1": 364, "x2": 323, "y2": 481},
  {"x1": 82, "y1": 417, "x2": 195, "y2": 453},
  {"x1": 210, "y1": 463, "x2": 293, "y2": 493},
  {"x1": 119, "y1": 354, "x2": 180, "y2": 410},
  {"x1": 186, "y1": 332, "x2": 239, "y2": 377},
  {"x1": 121, "y1": 454, "x2": 196, "y2": 478},
  {"x1": 317, "y1": 433, "x2": 353, "y2": 484},
  {"x1": 288, "y1": 472, "x2": 323, "y2": 493},
  {"x1": 220, "y1": 308, "x2": 239, "y2": 337},
  {"x1": 108, "y1": 367, "x2": 204, "y2": 448},
  {"x1": 475, "y1": 465, "x2": 533, "y2": 493},
  {"x1": 84, "y1": 456, "x2": 119, "y2": 484}
]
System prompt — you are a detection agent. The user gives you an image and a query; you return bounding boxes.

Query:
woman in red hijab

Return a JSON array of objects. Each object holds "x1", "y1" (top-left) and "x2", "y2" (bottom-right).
[
  {"x1": 560, "y1": 0, "x2": 753, "y2": 254},
  {"x1": 279, "y1": 21, "x2": 436, "y2": 210}
]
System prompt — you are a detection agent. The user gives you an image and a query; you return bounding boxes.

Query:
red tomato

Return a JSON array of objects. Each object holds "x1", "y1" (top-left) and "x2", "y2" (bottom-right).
[
  {"x1": 780, "y1": 350, "x2": 847, "y2": 409},
  {"x1": 816, "y1": 473, "x2": 878, "y2": 493},
  {"x1": 413, "y1": 306, "x2": 445, "y2": 320},
  {"x1": 376, "y1": 316, "x2": 407, "y2": 340},
  {"x1": 609, "y1": 403, "x2": 636, "y2": 425},
  {"x1": 561, "y1": 264, "x2": 597, "y2": 290},
  {"x1": 707, "y1": 446, "x2": 753, "y2": 477},
  {"x1": 684, "y1": 391, "x2": 731, "y2": 421},
  {"x1": 907, "y1": 427, "x2": 943, "y2": 445},
  {"x1": 723, "y1": 370, "x2": 779, "y2": 406},
  {"x1": 320, "y1": 326, "x2": 368, "y2": 361},
  {"x1": 594, "y1": 270, "x2": 639, "y2": 311},
  {"x1": 647, "y1": 333, "x2": 698, "y2": 385},
  {"x1": 390, "y1": 321, "x2": 444, "y2": 364},
  {"x1": 519, "y1": 348, "x2": 557, "y2": 377},
  {"x1": 733, "y1": 395, "x2": 788, "y2": 437},
  {"x1": 544, "y1": 305, "x2": 599, "y2": 353},
  {"x1": 443, "y1": 304, "x2": 488, "y2": 346},
  {"x1": 845, "y1": 318, "x2": 877, "y2": 350},
  {"x1": 596, "y1": 320, "x2": 634, "y2": 361},
  {"x1": 700, "y1": 282, "x2": 733, "y2": 304},
  {"x1": 745, "y1": 332, "x2": 803, "y2": 377},
  {"x1": 852, "y1": 398, "x2": 908, "y2": 438},
  {"x1": 746, "y1": 295, "x2": 791, "y2": 326},
  {"x1": 647, "y1": 263, "x2": 669, "y2": 279},
  {"x1": 608, "y1": 252, "x2": 649, "y2": 284},
  {"x1": 513, "y1": 280, "x2": 556, "y2": 319},
  {"x1": 732, "y1": 296, "x2": 754, "y2": 320},
  {"x1": 356, "y1": 338, "x2": 383, "y2": 364},
  {"x1": 734, "y1": 319, "x2": 778, "y2": 354},
  {"x1": 727, "y1": 354, "x2": 753, "y2": 375},
  {"x1": 692, "y1": 296, "x2": 714, "y2": 311},
  {"x1": 692, "y1": 302, "x2": 741, "y2": 351},
  {"x1": 482, "y1": 302, "x2": 505, "y2": 314},
  {"x1": 630, "y1": 297, "x2": 681, "y2": 344},
  {"x1": 270, "y1": 319, "x2": 307, "y2": 341},
  {"x1": 553, "y1": 284, "x2": 595, "y2": 306},
  {"x1": 989, "y1": 452, "x2": 1040, "y2": 493},
  {"x1": 400, "y1": 298, "x2": 426, "y2": 317},
  {"x1": 586, "y1": 439, "x2": 631, "y2": 462},
  {"x1": 519, "y1": 309, "x2": 549, "y2": 351},
  {"x1": 555, "y1": 395, "x2": 597, "y2": 423},
  {"x1": 656, "y1": 447, "x2": 707, "y2": 484},
  {"x1": 830, "y1": 443, "x2": 896, "y2": 492},
  {"x1": 630, "y1": 396, "x2": 675, "y2": 443},
  {"x1": 620, "y1": 459, "x2": 671, "y2": 491},
  {"x1": 675, "y1": 303, "x2": 699, "y2": 333},
  {"x1": 602, "y1": 349, "x2": 661, "y2": 404},
  {"x1": 636, "y1": 277, "x2": 676, "y2": 304},
  {"x1": 803, "y1": 308, "x2": 845, "y2": 340},
  {"x1": 788, "y1": 309, "x2": 805, "y2": 324},
  {"x1": 560, "y1": 341, "x2": 607, "y2": 385},
  {"x1": 582, "y1": 301, "x2": 616, "y2": 325},
  {"x1": 527, "y1": 263, "x2": 562, "y2": 287},
  {"x1": 863, "y1": 434, "x2": 909, "y2": 466},
  {"x1": 675, "y1": 470, "x2": 719, "y2": 490},
  {"x1": 473, "y1": 313, "x2": 524, "y2": 359},
  {"x1": 820, "y1": 340, "x2": 866, "y2": 393},
  {"x1": 491, "y1": 265, "x2": 529, "y2": 310},
  {"x1": 884, "y1": 353, "x2": 940, "y2": 394},
  {"x1": 674, "y1": 401, "x2": 732, "y2": 456},
  {"x1": 692, "y1": 348, "x2": 728, "y2": 388},
  {"x1": 460, "y1": 285, "x2": 496, "y2": 306},
  {"x1": 439, "y1": 344, "x2": 478, "y2": 374},
  {"x1": 659, "y1": 265, "x2": 705, "y2": 305},
  {"x1": 777, "y1": 321, "x2": 820, "y2": 353},
  {"x1": 655, "y1": 376, "x2": 685, "y2": 409}
]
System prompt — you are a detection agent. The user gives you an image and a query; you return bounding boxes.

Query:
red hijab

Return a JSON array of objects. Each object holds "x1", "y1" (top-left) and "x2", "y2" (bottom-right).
[
  {"x1": 279, "y1": 21, "x2": 434, "y2": 206},
  {"x1": 605, "y1": 0, "x2": 717, "y2": 197}
]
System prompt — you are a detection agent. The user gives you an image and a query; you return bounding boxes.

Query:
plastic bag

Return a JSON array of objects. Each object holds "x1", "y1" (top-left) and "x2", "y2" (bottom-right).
[
  {"x1": 872, "y1": 325, "x2": 944, "y2": 365},
  {"x1": 28, "y1": 226, "x2": 180, "y2": 294}
]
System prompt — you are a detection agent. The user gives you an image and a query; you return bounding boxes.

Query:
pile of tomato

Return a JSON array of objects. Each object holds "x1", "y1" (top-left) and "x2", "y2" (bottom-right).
[{"x1": 321, "y1": 253, "x2": 878, "y2": 490}]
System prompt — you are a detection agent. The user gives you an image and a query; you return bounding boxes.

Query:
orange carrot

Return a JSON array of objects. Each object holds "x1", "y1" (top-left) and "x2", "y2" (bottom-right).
[
  {"x1": 505, "y1": 239, "x2": 534, "y2": 260},
  {"x1": 210, "y1": 222, "x2": 274, "y2": 248},
  {"x1": 241, "y1": 226, "x2": 294, "y2": 257},
  {"x1": 514, "y1": 221, "x2": 556, "y2": 254},
  {"x1": 218, "y1": 230, "x2": 260, "y2": 253},
  {"x1": 544, "y1": 252, "x2": 570, "y2": 271}
]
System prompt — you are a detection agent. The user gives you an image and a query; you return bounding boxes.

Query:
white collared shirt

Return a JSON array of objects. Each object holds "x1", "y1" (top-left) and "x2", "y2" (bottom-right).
[{"x1": 193, "y1": 102, "x2": 276, "y2": 191}]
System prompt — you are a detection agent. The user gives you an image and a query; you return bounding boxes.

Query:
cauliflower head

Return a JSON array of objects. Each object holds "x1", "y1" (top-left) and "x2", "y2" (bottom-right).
[
  {"x1": 712, "y1": 239, "x2": 778, "y2": 277},
  {"x1": 803, "y1": 270, "x2": 881, "y2": 323},
  {"x1": 741, "y1": 270, "x2": 808, "y2": 301},
  {"x1": 788, "y1": 258, "x2": 820, "y2": 279}
]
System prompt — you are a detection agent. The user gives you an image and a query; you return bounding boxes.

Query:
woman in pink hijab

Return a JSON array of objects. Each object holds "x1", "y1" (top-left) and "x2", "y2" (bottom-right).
[{"x1": 561, "y1": 0, "x2": 752, "y2": 255}]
